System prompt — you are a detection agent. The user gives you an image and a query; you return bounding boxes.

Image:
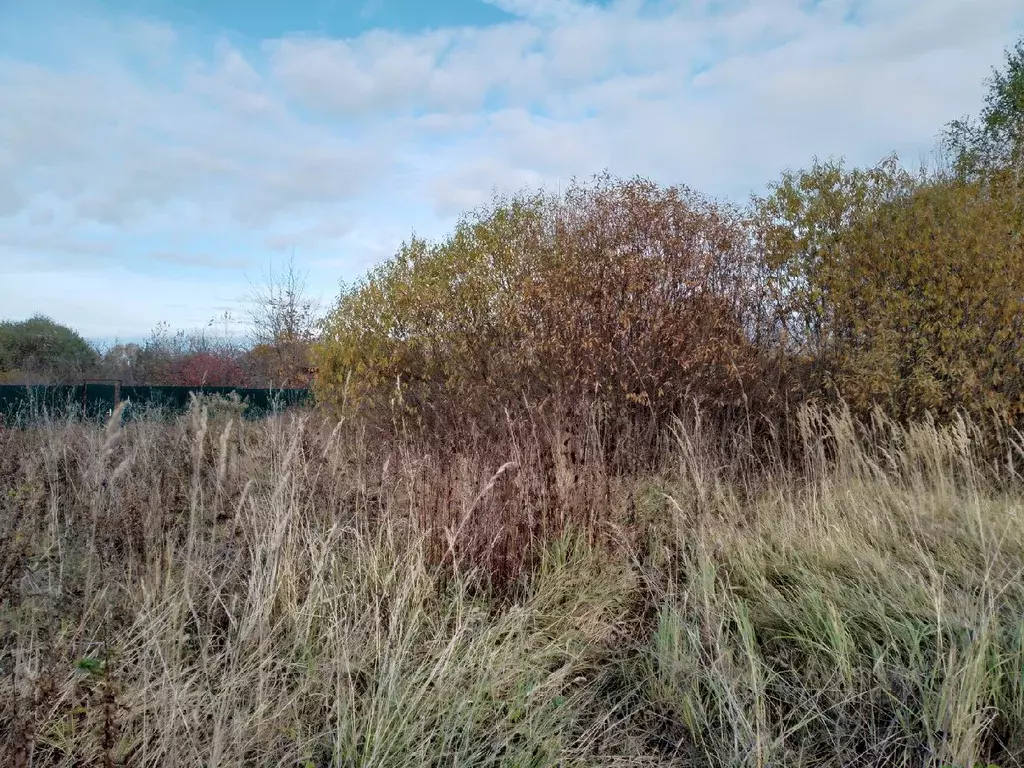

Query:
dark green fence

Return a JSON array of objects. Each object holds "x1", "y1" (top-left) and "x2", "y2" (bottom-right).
[{"x1": 0, "y1": 383, "x2": 313, "y2": 426}]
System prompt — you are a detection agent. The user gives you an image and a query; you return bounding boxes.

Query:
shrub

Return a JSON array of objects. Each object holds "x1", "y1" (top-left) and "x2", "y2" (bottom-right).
[
  {"x1": 243, "y1": 341, "x2": 314, "y2": 389},
  {"x1": 174, "y1": 351, "x2": 247, "y2": 388},
  {"x1": 0, "y1": 314, "x2": 98, "y2": 383},
  {"x1": 244, "y1": 256, "x2": 320, "y2": 388},
  {"x1": 96, "y1": 343, "x2": 144, "y2": 385},
  {"x1": 315, "y1": 174, "x2": 766, "y2": 431},
  {"x1": 122, "y1": 322, "x2": 250, "y2": 387},
  {"x1": 754, "y1": 156, "x2": 1024, "y2": 421}
]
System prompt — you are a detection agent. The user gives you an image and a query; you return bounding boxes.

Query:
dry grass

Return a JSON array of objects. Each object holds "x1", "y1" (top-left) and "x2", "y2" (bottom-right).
[{"x1": 1, "y1": 399, "x2": 1023, "y2": 767}]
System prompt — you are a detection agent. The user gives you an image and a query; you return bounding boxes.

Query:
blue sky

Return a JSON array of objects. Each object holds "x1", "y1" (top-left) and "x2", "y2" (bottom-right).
[{"x1": 1, "y1": 0, "x2": 1022, "y2": 343}]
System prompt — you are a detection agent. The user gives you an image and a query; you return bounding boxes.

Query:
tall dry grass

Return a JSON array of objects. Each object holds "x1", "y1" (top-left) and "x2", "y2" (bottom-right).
[{"x1": 1, "y1": 399, "x2": 1023, "y2": 766}]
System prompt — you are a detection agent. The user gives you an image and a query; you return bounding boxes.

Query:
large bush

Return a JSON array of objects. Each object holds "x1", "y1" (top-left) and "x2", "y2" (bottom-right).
[
  {"x1": 315, "y1": 175, "x2": 767, "y2": 427},
  {"x1": 754, "y1": 157, "x2": 1024, "y2": 420},
  {"x1": 316, "y1": 38, "x2": 1024, "y2": 432},
  {"x1": 0, "y1": 314, "x2": 98, "y2": 383},
  {"x1": 319, "y1": 161, "x2": 1024, "y2": 431}
]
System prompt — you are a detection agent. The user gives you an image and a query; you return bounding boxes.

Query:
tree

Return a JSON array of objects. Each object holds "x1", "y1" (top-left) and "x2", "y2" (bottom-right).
[
  {"x1": 943, "y1": 35, "x2": 1024, "y2": 179},
  {"x1": 245, "y1": 255, "x2": 320, "y2": 388},
  {"x1": 126, "y1": 319, "x2": 247, "y2": 386},
  {"x1": 97, "y1": 342, "x2": 144, "y2": 384},
  {"x1": 0, "y1": 315, "x2": 98, "y2": 383}
]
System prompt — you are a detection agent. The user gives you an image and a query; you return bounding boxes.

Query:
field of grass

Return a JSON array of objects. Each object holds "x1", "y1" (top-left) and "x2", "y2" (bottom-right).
[{"x1": 2, "y1": 400, "x2": 1024, "y2": 767}]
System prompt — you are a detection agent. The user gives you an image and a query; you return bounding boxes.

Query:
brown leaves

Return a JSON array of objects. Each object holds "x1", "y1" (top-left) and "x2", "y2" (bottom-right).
[
  {"x1": 315, "y1": 174, "x2": 765, "y2": 430},
  {"x1": 317, "y1": 160, "x2": 1024, "y2": 435}
]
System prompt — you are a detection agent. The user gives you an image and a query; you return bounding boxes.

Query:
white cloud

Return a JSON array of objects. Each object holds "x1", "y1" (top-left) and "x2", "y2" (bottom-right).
[
  {"x1": 429, "y1": 156, "x2": 545, "y2": 217},
  {"x1": 263, "y1": 216, "x2": 356, "y2": 252},
  {"x1": 0, "y1": 0, "x2": 1021, "y2": 336},
  {"x1": 264, "y1": 22, "x2": 546, "y2": 117},
  {"x1": 150, "y1": 252, "x2": 253, "y2": 270},
  {"x1": 265, "y1": 31, "x2": 450, "y2": 116}
]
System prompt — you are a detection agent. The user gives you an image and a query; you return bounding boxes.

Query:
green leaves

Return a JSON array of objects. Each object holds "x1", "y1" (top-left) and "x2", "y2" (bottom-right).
[
  {"x1": 944, "y1": 35, "x2": 1024, "y2": 179},
  {"x1": 0, "y1": 314, "x2": 99, "y2": 383},
  {"x1": 74, "y1": 657, "x2": 105, "y2": 676}
]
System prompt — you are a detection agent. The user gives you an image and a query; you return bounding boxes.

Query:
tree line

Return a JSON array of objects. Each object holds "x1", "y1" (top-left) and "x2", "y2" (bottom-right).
[
  {"x1": 7, "y1": 38, "x2": 1021, "y2": 421},
  {"x1": 0, "y1": 258, "x2": 320, "y2": 389}
]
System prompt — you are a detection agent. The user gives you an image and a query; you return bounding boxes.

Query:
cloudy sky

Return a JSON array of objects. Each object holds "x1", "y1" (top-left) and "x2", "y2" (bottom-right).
[{"x1": 1, "y1": 0, "x2": 1021, "y2": 342}]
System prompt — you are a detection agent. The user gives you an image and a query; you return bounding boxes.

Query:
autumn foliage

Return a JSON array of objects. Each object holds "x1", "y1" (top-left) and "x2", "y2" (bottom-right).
[
  {"x1": 315, "y1": 175, "x2": 770, "y2": 431},
  {"x1": 754, "y1": 156, "x2": 1024, "y2": 422},
  {"x1": 172, "y1": 350, "x2": 247, "y2": 387},
  {"x1": 316, "y1": 157, "x2": 1024, "y2": 434}
]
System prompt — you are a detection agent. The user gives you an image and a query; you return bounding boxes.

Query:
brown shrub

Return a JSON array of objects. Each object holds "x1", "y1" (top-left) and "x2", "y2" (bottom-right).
[{"x1": 315, "y1": 174, "x2": 771, "y2": 444}]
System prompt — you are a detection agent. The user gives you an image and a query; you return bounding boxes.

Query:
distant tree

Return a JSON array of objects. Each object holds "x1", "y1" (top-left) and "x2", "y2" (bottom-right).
[
  {"x1": 97, "y1": 342, "x2": 144, "y2": 384},
  {"x1": 245, "y1": 255, "x2": 320, "y2": 388},
  {"x1": 126, "y1": 316, "x2": 248, "y2": 386},
  {"x1": 175, "y1": 350, "x2": 246, "y2": 387},
  {"x1": 130, "y1": 322, "x2": 183, "y2": 385},
  {"x1": 0, "y1": 315, "x2": 98, "y2": 383},
  {"x1": 943, "y1": 35, "x2": 1024, "y2": 179}
]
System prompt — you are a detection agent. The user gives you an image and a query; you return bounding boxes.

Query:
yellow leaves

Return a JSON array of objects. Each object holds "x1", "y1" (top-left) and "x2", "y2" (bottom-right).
[
  {"x1": 757, "y1": 156, "x2": 1024, "y2": 422},
  {"x1": 624, "y1": 391, "x2": 651, "y2": 406},
  {"x1": 315, "y1": 157, "x2": 1023, "y2": 429},
  {"x1": 314, "y1": 175, "x2": 760, "y2": 423}
]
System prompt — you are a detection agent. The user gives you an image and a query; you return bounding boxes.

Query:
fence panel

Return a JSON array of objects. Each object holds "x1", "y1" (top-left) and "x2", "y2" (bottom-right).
[
  {"x1": 0, "y1": 385, "x2": 87, "y2": 426},
  {"x1": 0, "y1": 384, "x2": 313, "y2": 426},
  {"x1": 83, "y1": 382, "x2": 119, "y2": 419}
]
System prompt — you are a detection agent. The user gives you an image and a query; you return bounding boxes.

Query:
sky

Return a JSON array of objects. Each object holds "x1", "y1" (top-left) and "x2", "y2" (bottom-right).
[{"x1": 1, "y1": 0, "x2": 1022, "y2": 344}]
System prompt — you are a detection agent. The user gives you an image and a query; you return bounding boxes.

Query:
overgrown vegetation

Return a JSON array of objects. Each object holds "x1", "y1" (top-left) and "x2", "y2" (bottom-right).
[
  {"x1": 316, "y1": 178, "x2": 770, "y2": 436},
  {"x1": 1, "y1": 258, "x2": 320, "y2": 389},
  {"x1": 754, "y1": 156, "x2": 1024, "y2": 421},
  {"x1": 2, "y1": 402, "x2": 1024, "y2": 766},
  {"x1": 3, "y1": 30, "x2": 1024, "y2": 768},
  {"x1": 318, "y1": 153, "x2": 1024, "y2": 432},
  {"x1": 0, "y1": 316, "x2": 99, "y2": 385}
]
